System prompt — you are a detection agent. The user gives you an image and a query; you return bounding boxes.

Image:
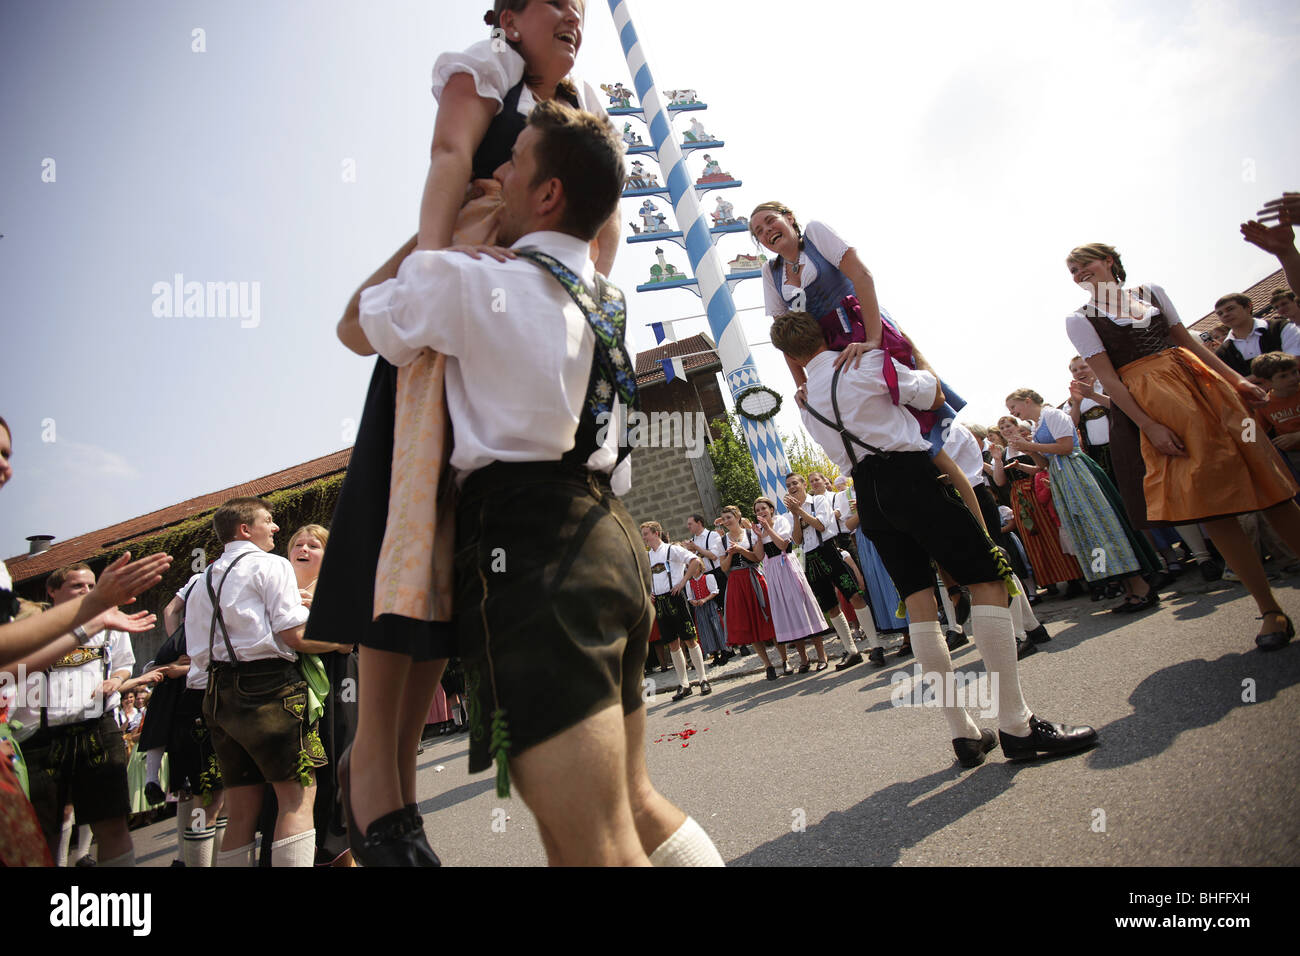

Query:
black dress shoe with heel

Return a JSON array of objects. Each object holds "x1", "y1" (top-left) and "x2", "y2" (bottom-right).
[
  {"x1": 1255, "y1": 611, "x2": 1295, "y2": 652},
  {"x1": 340, "y1": 747, "x2": 440, "y2": 867},
  {"x1": 999, "y1": 715, "x2": 1098, "y2": 762}
]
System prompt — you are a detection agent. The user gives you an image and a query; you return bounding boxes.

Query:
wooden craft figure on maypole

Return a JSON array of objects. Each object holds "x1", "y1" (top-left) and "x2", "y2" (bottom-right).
[{"x1": 607, "y1": 0, "x2": 792, "y2": 510}]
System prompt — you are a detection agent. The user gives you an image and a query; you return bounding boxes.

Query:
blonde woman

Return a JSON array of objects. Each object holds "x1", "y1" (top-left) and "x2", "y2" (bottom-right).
[{"x1": 1064, "y1": 242, "x2": 1300, "y2": 649}]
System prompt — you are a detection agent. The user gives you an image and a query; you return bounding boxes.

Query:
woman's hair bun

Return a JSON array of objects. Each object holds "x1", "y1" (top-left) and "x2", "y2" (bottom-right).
[{"x1": 484, "y1": 9, "x2": 497, "y2": 26}]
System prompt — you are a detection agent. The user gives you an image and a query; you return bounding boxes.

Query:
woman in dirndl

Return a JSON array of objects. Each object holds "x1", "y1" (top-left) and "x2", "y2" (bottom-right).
[
  {"x1": 1064, "y1": 243, "x2": 1300, "y2": 650},
  {"x1": 1005, "y1": 390, "x2": 1161, "y2": 614},
  {"x1": 992, "y1": 417, "x2": 1084, "y2": 593},
  {"x1": 753, "y1": 497, "x2": 831, "y2": 672},
  {"x1": 719, "y1": 507, "x2": 779, "y2": 679}
]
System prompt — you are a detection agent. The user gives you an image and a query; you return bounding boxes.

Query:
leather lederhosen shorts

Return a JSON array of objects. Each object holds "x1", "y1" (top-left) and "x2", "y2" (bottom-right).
[
  {"x1": 24, "y1": 712, "x2": 130, "y2": 846},
  {"x1": 203, "y1": 658, "x2": 326, "y2": 788},
  {"x1": 455, "y1": 462, "x2": 652, "y2": 779}
]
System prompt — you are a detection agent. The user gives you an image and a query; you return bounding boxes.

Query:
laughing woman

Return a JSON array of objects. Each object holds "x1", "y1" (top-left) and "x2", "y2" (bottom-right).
[
  {"x1": 750, "y1": 202, "x2": 986, "y2": 530},
  {"x1": 1064, "y1": 242, "x2": 1300, "y2": 650},
  {"x1": 1004, "y1": 390, "x2": 1160, "y2": 613}
]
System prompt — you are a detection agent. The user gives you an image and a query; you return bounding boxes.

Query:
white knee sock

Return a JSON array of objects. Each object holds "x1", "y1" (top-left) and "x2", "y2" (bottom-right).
[
  {"x1": 211, "y1": 815, "x2": 228, "y2": 864},
  {"x1": 852, "y1": 607, "x2": 880, "y2": 648},
  {"x1": 969, "y1": 605, "x2": 1032, "y2": 737},
  {"x1": 56, "y1": 814, "x2": 73, "y2": 867},
  {"x1": 216, "y1": 841, "x2": 256, "y2": 867},
  {"x1": 182, "y1": 822, "x2": 216, "y2": 868},
  {"x1": 98, "y1": 849, "x2": 135, "y2": 867},
  {"x1": 670, "y1": 646, "x2": 689, "y2": 688},
  {"x1": 908, "y1": 621, "x2": 980, "y2": 740},
  {"x1": 1013, "y1": 576, "x2": 1040, "y2": 631},
  {"x1": 75, "y1": 823, "x2": 93, "y2": 859},
  {"x1": 1176, "y1": 524, "x2": 1209, "y2": 561},
  {"x1": 938, "y1": 585, "x2": 959, "y2": 632},
  {"x1": 1008, "y1": 581, "x2": 1027, "y2": 639},
  {"x1": 830, "y1": 613, "x2": 857, "y2": 654},
  {"x1": 687, "y1": 642, "x2": 707, "y2": 680},
  {"x1": 145, "y1": 747, "x2": 164, "y2": 786},
  {"x1": 649, "y1": 816, "x2": 724, "y2": 867},
  {"x1": 270, "y1": 829, "x2": 316, "y2": 867}
]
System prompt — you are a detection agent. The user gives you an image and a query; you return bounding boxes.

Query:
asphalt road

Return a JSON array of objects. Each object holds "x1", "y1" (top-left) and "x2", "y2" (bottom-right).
[{"x1": 129, "y1": 571, "x2": 1300, "y2": 867}]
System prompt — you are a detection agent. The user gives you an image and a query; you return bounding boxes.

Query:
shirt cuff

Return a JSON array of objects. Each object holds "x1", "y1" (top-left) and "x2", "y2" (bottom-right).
[
  {"x1": 898, "y1": 369, "x2": 938, "y2": 410},
  {"x1": 359, "y1": 279, "x2": 422, "y2": 367}
]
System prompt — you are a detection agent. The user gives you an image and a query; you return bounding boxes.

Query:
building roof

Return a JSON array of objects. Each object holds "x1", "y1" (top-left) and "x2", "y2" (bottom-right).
[
  {"x1": 5, "y1": 447, "x2": 353, "y2": 584},
  {"x1": 1188, "y1": 268, "x2": 1292, "y2": 333},
  {"x1": 635, "y1": 333, "x2": 722, "y2": 387}
]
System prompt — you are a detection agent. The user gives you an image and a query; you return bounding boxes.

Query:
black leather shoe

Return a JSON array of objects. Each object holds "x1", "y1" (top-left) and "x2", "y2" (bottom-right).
[
  {"x1": 1016, "y1": 637, "x2": 1038, "y2": 660},
  {"x1": 952, "y1": 729, "x2": 998, "y2": 769},
  {"x1": 1198, "y1": 559, "x2": 1224, "y2": 583},
  {"x1": 1255, "y1": 611, "x2": 1295, "y2": 652},
  {"x1": 945, "y1": 630, "x2": 968, "y2": 651},
  {"x1": 797, "y1": 661, "x2": 811, "y2": 674},
  {"x1": 1025, "y1": 624, "x2": 1051, "y2": 644},
  {"x1": 999, "y1": 715, "x2": 1098, "y2": 762},
  {"x1": 895, "y1": 640, "x2": 913, "y2": 659},
  {"x1": 340, "y1": 747, "x2": 433, "y2": 867},
  {"x1": 672, "y1": 684, "x2": 693, "y2": 701},
  {"x1": 144, "y1": 781, "x2": 165, "y2": 806},
  {"x1": 867, "y1": 647, "x2": 887, "y2": 666},
  {"x1": 1112, "y1": 591, "x2": 1159, "y2": 615},
  {"x1": 403, "y1": 805, "x2": 442, "y2": 867},
  {"x1": 765, "y1": 665, "x2": 778, "y2": 681},
  {"x1": 835, "y1": 652, "x2": 863, "y2": 671},
  {"x1": 700, "y1": 679, "x2": 712, "y2": 695}
]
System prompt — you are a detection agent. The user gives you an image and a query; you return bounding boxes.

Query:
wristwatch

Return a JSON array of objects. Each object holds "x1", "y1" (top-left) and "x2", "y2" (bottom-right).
[{"x1": 72, "y1": 625, "x2": 91, "y2": 645}]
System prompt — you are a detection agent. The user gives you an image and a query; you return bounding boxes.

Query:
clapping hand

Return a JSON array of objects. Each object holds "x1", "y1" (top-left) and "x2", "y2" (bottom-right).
[{"x1": 1241, "y1": 193, "x2": 1299, "y2": 257}]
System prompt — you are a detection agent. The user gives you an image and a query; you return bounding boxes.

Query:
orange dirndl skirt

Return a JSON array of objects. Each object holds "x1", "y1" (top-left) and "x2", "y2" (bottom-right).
[{"x1": 1118, "y1": 348, "x2": 1298, "y2": 523}]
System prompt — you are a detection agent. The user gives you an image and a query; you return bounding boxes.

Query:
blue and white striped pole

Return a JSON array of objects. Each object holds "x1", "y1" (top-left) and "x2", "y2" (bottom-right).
[{"x1": 608, "y1": 0, "x2": 792, "y2": 510}]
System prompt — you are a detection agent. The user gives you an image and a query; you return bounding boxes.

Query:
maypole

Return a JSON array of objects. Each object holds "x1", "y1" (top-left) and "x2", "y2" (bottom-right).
[{"x1": 607, "y1": 0, "x2": 792, "y2": 511}]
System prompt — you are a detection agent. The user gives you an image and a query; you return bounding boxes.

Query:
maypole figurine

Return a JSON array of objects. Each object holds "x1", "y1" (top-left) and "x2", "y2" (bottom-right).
[
  {"x1": 601, "y1": 81, "x2": 634, "y2": 108},
  {"x1": 684, "y1": 117, "x2": 716, "y2": 143},
  {"x1": 637, "y1": 199, "x2": 672, "y2": 233},
  {"x1": 608, "y1": 0, "x2": 792, "y2": 510}
]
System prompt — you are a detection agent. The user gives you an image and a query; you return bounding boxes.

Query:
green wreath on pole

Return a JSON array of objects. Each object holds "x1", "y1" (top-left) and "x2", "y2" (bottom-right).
[{"x1": 735, "y1": 385, "x2": 783, "y2": 423}]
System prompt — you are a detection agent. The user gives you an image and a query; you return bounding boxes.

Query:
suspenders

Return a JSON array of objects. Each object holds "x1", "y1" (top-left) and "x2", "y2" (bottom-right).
[
  {"x1": 800, "y1": 365, "x2": 891, "y2": 471},
  {"x1": 206, "y1": 551, "x2": 257, "y2": 672}
]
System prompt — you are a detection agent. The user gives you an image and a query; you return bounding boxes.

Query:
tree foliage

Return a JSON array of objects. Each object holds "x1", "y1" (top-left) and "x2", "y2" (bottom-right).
[{"x1": 707, "y1": 412, "x2": 761, "y2": 515}]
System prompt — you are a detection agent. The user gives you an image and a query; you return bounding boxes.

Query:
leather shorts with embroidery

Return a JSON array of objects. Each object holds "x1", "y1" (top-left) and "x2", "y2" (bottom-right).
[{"x1": 203, "y1": 658, "x2": 325, "y2": 788}]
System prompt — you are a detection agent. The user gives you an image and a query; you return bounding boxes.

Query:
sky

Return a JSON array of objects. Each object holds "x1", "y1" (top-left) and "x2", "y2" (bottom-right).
[{"x1": 2, "y1": 0, "x2": 1298, "y2": 558}]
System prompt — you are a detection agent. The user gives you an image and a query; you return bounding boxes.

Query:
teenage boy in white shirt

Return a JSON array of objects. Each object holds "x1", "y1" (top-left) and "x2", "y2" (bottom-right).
[
  {"x1": 187, "y1": 497, "x2": 351, "y2": 866},
  {"x1": 772, "y1": 311, "x2": 1098, "y2": 769},
  {"x1": 641, "y1": 521, "x2": 709, "y2": 700}
]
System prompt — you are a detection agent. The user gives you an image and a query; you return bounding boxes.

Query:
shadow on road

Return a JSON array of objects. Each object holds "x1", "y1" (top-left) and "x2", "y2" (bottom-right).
[
  {"x1": 1086, "y1": 644, "x2": 1300, "y2": 770},
  {"x1": 728, "y1": 761, "x2": 1018, "y2": 866}
]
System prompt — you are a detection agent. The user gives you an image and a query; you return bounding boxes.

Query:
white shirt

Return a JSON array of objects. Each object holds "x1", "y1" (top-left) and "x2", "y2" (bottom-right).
[
  {"x1": 1065, "y1": 282, "x2": 1182, "y2": 359},
  {"x1": 183, "y1": 541, "x2": 308, "y2": 688},
  {"x1": 11, "y1": 629, "x2": 134, "y2": 741},
  {"x1": 793, "y1": 493, "x2": 837, "y2": 552},
  {"x1": 825, "y1": 490, "x2": 853, "y2": 534},
  {"x1": 798, "y1": 350, "x2": 937, "y2": 475},
  {"x1": 757, "y1": 513, "x2": 793, "y2": 549},
  {"x1": 359, "y1": 230, "x2": 631, "y2": 495},
  {"x1": 431, "y1": 40, "x2": 608, "y2": 124},
  {"x1": 647, "y1": 542, "x2": 694, "y2": 596},
  {"x1": 1076, "y1": 385, "x2": 1110, "y2": 447},
  {"x1": 690, "y1": 529, "x2": 725, "y2": 572},
  {"x1": 762, "y1": 221, "x2": 850, "y2": 316},
  {"x1": 1222, "y1": 317, "x2": 1300, "y2": 362},
  {"x1": 174, "y1": 572, "x2": 207, "y2": 689},
  {"x1": 0, "y1": 559, "x2": 12, "y2": 595},
  {"x1": 942, "y1": 421, "x2": 987, "y2": 488}
]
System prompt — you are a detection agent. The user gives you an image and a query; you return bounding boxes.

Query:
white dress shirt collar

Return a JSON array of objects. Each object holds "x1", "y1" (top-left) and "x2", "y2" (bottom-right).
[
  {"x1": 511, "y1": 231, "x2": 597, "y2": 285},
  {"x1": 1224, "y1": 318, "x2": 1266, "y2": 344}
]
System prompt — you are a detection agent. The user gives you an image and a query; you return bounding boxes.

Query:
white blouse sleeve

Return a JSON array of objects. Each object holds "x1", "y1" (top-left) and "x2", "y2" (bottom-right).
[
  {"x1": 431, "y1": 38, "x2": 525, "y2": 110},
  {"x1": 1041, "y1": 405, "x2": 1076, "y2": 441},
  {"x1": 1065, "y1": 311, "x2": 1107, "y2": 359},
  {"x1": 761, "y1": 263, "x2": 786, "y2": 316},
  {"x1": 803, "y1": 221, "x2": 851, "y2": 268}
]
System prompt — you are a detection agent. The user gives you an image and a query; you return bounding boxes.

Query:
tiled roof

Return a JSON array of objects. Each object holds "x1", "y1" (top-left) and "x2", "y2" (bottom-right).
[
  {"x1": 635, "y1": 333, "x2": 722, "y2": 386},
  {"x1": 5, "y1": 447, "x2": 352, "y2": 584},
  {"x1": 1188, "y1": 268, "x2": 1292, "y2": 332}
]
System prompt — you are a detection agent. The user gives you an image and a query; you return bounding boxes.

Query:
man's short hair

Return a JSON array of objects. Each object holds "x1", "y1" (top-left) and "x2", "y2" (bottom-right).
[
  {"x1": 1215, "y1": 292, "x2": 1253, "y2": 312},
  {"x1": 640, "y1": 521, "x2": 663, "y2": 539},
  {"x1": 47, "y1": 562, "x2": 93, "y2": 595},
  {"x1": 1271, "y1": 289, "x2": 1297, "y2": 307},
  {"x1": 527, "y1": 99, "x2": 624, "y2": 242},
  {"x1": 769, "y1": 312, "x2": 825, "y2": 361},
  {"x1": 689, "y1": 514, "x2": 707, "y2": 528},
  {"x1": 1250, "y1": 351, "x2": 1298, "y2": 380},
  {"x1": 214, "y1": 497, "x2": 272, "y2": 544}
]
